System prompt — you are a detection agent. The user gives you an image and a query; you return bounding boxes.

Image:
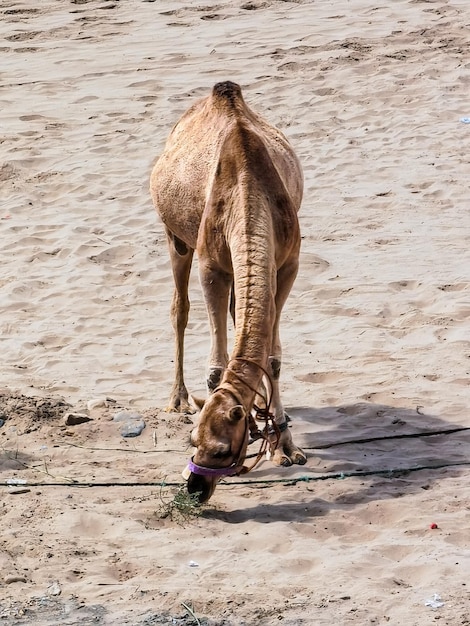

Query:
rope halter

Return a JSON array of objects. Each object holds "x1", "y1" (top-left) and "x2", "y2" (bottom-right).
[{"x1": 183, "y1": 358, "x2": 288, "y2": 478}]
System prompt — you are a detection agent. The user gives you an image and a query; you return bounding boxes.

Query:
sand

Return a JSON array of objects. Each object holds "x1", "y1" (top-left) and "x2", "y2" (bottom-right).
[{"x1": 1, "y1": 0, "x2": 469, "y2": 624}]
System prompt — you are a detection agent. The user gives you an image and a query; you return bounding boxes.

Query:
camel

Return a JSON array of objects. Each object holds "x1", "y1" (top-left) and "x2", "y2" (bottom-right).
[{"x1": 150, "y1": 81, "x2": 306, "y2": 502}]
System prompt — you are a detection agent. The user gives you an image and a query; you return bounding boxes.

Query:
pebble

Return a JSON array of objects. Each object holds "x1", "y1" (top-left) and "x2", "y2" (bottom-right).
[
  {"x1": 87, "y1": 398, "x2": 108, "y2": 411},
  {"x1": 47, "y1": 581, "x2": 61, "y2": 596},
  {"x1": 120, "y1": 419, "x2": 146, "y2": 438},
  {"x1": 5, "y1": 575, "x2": 27, "y2": 584},
  {"x1": 8, "y1": 487, "x2": 31, "y2": 495},
  {"x1": 63, "y1": 412, "x2": 92, "y2": 426},
  {"x1": 113, "y1": 411, "x2": 143, "y2": 423},
  {"x1": 113, "y1": 410, "x2": 146, "y2": 437}
]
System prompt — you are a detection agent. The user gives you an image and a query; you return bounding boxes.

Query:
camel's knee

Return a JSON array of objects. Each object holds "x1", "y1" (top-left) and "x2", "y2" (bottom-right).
[{"x1": 207, "y1": 366, "x2": 223, "y2": 392}]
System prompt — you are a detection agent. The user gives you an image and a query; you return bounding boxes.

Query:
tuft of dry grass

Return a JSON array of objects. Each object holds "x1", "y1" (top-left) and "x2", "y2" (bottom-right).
[{"x1": 156, "y1": 485, "x2": 203, "y2": 525}]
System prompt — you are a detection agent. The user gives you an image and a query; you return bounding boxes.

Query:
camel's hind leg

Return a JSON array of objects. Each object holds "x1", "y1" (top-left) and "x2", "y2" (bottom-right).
[
  {"x1": 270, "y1": 258, "x2": 307, "y2": 467},
  {"x1": 166, "y1": 229, "x2": 194, "y2": 413}
]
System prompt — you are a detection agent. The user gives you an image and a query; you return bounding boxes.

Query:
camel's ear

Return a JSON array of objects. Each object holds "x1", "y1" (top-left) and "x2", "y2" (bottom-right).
[
  {"x1": 191, "y1": 395, "x2": 206, "y2": 411},
  {"x1": 190, "y1": 425, "x2": 199, "y2": 446},
  {"x1": 228, "y1": 405, "x2": 246, "y2": 422}
]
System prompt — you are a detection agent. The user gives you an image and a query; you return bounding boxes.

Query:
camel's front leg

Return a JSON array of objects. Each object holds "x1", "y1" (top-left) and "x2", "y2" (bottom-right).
[
  {"x1": 199, "y1": 261, "x2": 231, "y2": 393},
  {"x1": 269, "y1": 259, "x2": 307, "y2": 467},
  {"x1": 268, "y1": 355, "x2": 307, "y2": 467},
  {"x1": 166, "y1": 230, "x2": 195, "y2": 413}
]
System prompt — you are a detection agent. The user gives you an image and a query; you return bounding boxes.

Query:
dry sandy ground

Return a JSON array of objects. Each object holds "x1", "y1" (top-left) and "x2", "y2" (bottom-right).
[{"x1": 1, "y1": 0, "x2": 469, "y2": 624}]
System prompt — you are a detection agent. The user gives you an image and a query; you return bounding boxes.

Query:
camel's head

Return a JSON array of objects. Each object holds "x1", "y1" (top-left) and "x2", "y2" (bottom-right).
[{"x1": 185, "y1": 389, "x2": 248, "y2": 503}]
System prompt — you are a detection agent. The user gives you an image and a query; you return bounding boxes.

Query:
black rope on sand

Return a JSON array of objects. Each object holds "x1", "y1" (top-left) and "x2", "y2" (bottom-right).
[
  {"x1": 2, "y1": 460, "x2": 468, "y2": 489},
  {"x1": 57, "y1": 426, "x2": 470, "y2": 459},
  {"x1": 3, "y1": 426, "x2": 468, "y2": 489},
  {"x1": 304, "y1": 426, "x2": 470, "y2": 450},
  {"x1": 242, "y1": 425, "x2": 470, "y2": 459}
]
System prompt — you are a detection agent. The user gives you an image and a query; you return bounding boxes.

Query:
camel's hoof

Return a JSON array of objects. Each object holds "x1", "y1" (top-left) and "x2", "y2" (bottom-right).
[
  {"x1": 183, "y1": 405, "x2": 196, "y2": 416},
  {"x1": 288, "y1": 443, "x2": 307, "y2": 465},
  {"x1": 272, "y1": 450, "x2": 292, "y2": 467},
  {"x1": 272, "y1": 445, "x2": 307, "y2": 467},
  {"x1": 292, "y1": 450, "x2": 307, "y2": 465},
  {"x1": 165, "y1": 401, "x2": 196, "y2": 415}
]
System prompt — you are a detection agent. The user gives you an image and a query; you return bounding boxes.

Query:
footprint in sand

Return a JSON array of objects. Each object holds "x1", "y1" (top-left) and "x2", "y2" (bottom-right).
[
  {"x1": 389, "y1": 280, "x2": 421, "y2": 291},
  {"x1": 6, "y1": 31, "x2": 41, "y2": 42},
  {"x1": 297, "y1": 371, "x2": 340, "y2": 384}
]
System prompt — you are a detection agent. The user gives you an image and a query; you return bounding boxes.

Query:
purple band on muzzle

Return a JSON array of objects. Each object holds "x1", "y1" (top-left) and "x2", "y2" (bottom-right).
[{"x1": 187, "y1": 456, "x2": 239, "y2": 477}]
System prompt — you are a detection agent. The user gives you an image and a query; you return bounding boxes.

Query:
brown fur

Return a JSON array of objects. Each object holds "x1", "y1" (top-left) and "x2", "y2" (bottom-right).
[{"x1": 150, "y1": 81, "x2": 306, "y2": 502}]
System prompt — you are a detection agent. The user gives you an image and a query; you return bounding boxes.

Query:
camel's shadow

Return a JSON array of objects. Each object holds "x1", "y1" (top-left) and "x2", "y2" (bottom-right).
[{"x1": 203, "y1": 402, "x2": 469, "y2": 523}]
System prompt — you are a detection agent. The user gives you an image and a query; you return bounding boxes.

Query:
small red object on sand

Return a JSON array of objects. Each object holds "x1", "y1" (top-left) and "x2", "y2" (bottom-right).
[{"x1": 430, "y1": 523, "x2": 438, "y2": 529}]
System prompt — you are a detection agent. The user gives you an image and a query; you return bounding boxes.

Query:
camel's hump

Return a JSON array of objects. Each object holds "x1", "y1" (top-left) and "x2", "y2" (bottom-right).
[{"x1": 212, "y1": 81, "x2": 243, "y2": 105}]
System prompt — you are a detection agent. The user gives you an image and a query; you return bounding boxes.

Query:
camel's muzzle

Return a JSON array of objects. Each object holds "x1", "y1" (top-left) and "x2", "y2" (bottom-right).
[
  {"x1": 186, "y1": 472, "x2": 217, "y2": 504},
  {"x1": 184, "y1": 456, "x2": 241, "y2": 503}
]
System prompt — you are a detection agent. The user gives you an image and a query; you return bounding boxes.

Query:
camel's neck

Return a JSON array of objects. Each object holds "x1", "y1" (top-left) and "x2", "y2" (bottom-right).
[
  {"x1": 221, "y1": 358, "x2": 267, "y2": 411},
  {"x1": 228, "y1": 194, "x2": 276, "y2": 368}
]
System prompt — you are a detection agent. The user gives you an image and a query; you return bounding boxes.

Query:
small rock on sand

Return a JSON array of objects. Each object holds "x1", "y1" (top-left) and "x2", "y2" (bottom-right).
[
  {"x1": 4, "y1": 574, "x2": 28, "y2": 584},
  {"x1": 8, "y1": 487, "x2": 31, "y2": 495},
  {"x1": 63, "y1": 413, "x2": 92, "y2": 426},
  {"x1": 87, "y1": 398, "x2": 108, "y2": 411},
  {"x1": 113, "y1": 411, "x2": 146, "y2": 437},
  {"x1": 47, "y1": 581, "x2": 61, "y2": 596},
  {"x1": 113, "y1": 410, "x2": 142, "y2": 422},
  {"x1": 120, "y1": 419, "x2": 146, "y2": 437}
]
